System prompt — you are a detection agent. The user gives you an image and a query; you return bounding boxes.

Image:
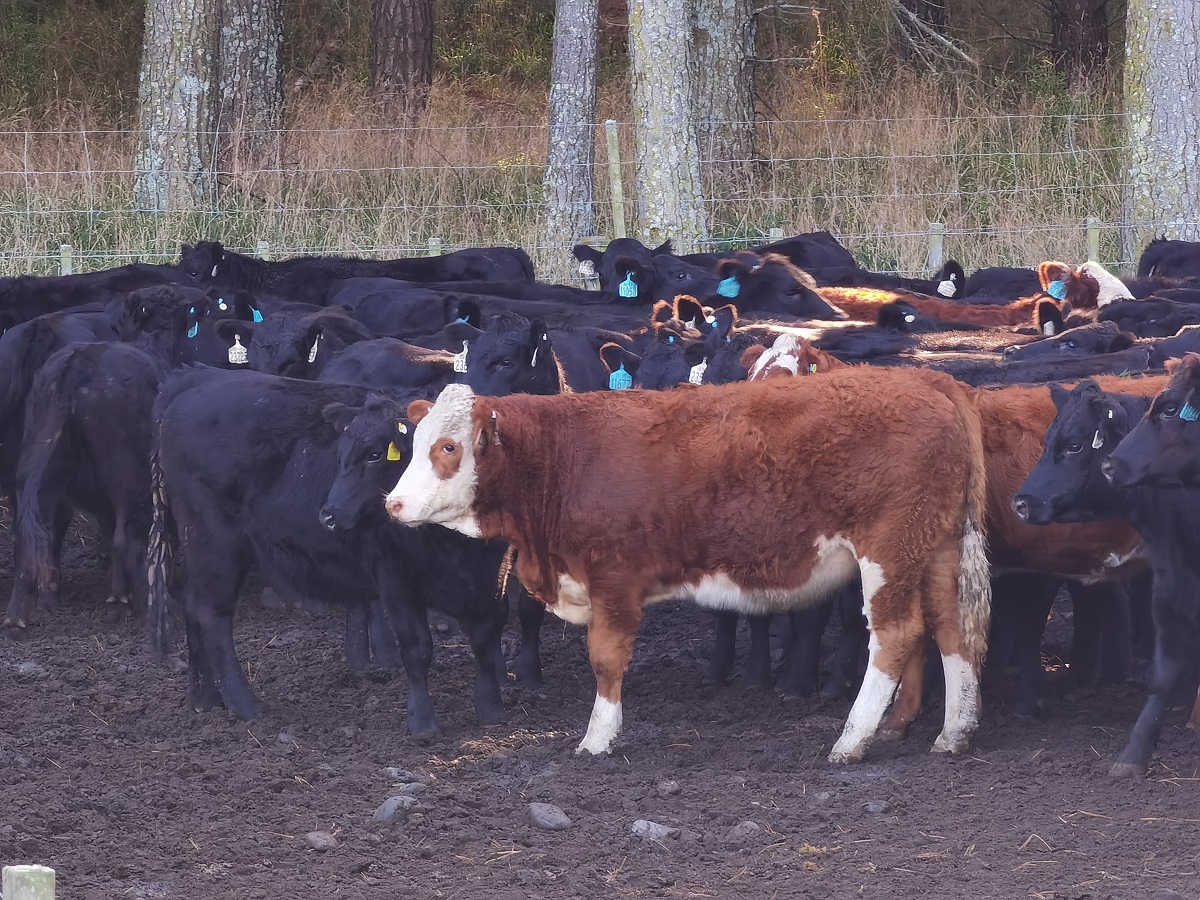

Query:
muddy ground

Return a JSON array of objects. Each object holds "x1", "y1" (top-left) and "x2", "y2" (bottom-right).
[{"x1": 1, "y1": 524, "x2": 1198, "y2": 900}]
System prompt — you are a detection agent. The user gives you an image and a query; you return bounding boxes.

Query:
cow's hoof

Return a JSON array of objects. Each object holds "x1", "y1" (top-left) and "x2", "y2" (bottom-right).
[
  {"x1": 931, "y1": 732, "x2": 971, "y2": 754},
  {"x1": 1108, "y1": 760, "x2": 1145, "y2": 780},
  {"x1": 878, "y1": 727, "x2": 907, "y2": 743},
  {"x1": 827, "y1": 743, "x2": 864, "y2": 765}
]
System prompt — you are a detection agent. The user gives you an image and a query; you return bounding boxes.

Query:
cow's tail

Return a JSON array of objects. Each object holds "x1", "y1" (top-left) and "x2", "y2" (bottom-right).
[
  {"x1": 146, "y1": 434, "x2": 174, "y2": 655},
  {"x1": 948, "y1": 385, "x2": 991, "y2": 671}
]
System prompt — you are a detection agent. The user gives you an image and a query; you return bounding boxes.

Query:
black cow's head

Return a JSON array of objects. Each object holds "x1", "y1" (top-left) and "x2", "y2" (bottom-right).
[
  {"x1": 714, "y1": 252, "x2": 846, "y2": 320},
  {"x1": 1107, "y1": 354, "x2": 1200, "y2": 488},
  {"x1": 321, "y1": 395, "x2": 413, "y2": 532},
  {"x1": 1012, "y1": 380, "x2": 1137, "y2": 525},
  {"x1": 246, "y1": 309, "x2": 372, "y2": 378},
  {"x1": 572, "y1": 237, "x2": 673, "y2": 295},
  {"x1": 445, "y1": 312, "x2": 562, "y2": 395},
  {"x1": 1003, "y1": 320, "x2": 1135, "y2": 362},
  {"x1": 178, "y1": 241, "x2": 226, "y2": 284}
]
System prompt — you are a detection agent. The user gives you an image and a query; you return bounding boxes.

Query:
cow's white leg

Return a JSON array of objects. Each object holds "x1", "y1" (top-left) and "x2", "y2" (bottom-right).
[
  {"x1": 577, "y1": 694, "x2": 623, "y2": 755},
  {"x1": 575, "y1": 599, "x2": 642, "y2": 756},
  {"x1": 933, "y1": 652, "x2": 980, "y2": 753},
  {"x1": 829, "y1": 638, "x2": 899, "y2": 763}
]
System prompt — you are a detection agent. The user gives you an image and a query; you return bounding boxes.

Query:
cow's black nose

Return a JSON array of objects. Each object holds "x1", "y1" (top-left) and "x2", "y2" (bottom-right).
[{"x1": 319, "y1": 507, "x2": 338, "y2": 531}]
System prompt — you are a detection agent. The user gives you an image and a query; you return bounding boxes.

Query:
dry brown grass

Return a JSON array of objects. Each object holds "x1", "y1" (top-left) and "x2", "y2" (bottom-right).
[{"x1": 0, "y1": 74, "x2": 1126, "y2": 279}]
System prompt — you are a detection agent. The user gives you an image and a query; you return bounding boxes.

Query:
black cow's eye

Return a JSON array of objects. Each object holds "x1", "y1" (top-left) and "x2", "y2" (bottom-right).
[
  {"x1": 366, "y1": 450, "x2": 383, "y2": 463},
  {"x1": 1063, "y1": 341, "x2": 1076, "y2": 351},
  {"x1": 1066, "y1": 442, "x2": 1083, "y2": 454},
  {"x1": 497, "y1": 358, "x2": 513, "y2": 369},
  {"x1": 1163, "y1": 403, "x2": 1179, "y2": 417}
]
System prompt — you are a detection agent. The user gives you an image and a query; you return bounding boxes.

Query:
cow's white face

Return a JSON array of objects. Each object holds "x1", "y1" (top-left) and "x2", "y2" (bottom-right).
[{"x1": 384, "y1": 383, "x2": 483, "y2": 537}]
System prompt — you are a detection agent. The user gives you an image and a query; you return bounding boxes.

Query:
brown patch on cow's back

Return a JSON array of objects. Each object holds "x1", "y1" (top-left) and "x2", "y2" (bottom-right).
[{"x1": 818, "y1": 285, "x2": 1055, "y2": 328}]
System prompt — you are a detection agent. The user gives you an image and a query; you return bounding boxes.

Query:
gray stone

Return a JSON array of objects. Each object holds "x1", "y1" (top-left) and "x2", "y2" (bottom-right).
[
  {"x1": 304, "y1": 830, "x2": 337, "y2": 851},
  {"x1": 863, "y1": 800, "x2": 891, "y2": 815},
  {"x1": 632, "y1": 819, "x2": 680, "y2": 841},
  {"x1": 16, "y1": 661, "x2": 45, "y2": 677},
  {"x1": 396, "y1": 782, "x2": 426, "y2": 796},
  {"x1": 371, "y1": 794, "x2": 419, "y2": 826},
  {"x1": 655, "y1": 779, "x2": 681, "y2": 798},
  {"x1": 725, "y1": 820, "x2": 765, "y2": 847},
  {"x1": 384, "y1": 767, "x2": 426, "y2": 783},
  {"x1": 528, "y1": 802, "x2": 571, "y2": 831}
]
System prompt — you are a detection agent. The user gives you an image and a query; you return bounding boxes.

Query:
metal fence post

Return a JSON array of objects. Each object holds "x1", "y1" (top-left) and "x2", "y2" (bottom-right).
[
  {"x1": 1086, "y1": 217, "x2": 1100, "y2": 263},
  {"x1": 605, "y1": 121, "x2": 626, "y2": 241},
  {"x1": 3, "y1": 865, "x2": 56, "y2": 900},
  {"x1": 427, "y1": 237, "x2": 443, "y2": 257},
  {"x1": 768, "y1": 227, "x2": 785, "y2": 243},
  {"x1": 256, "y1": 240, "x2": 271, "y2": 261},
  {"x1": 926, "y1": 222, "x2": 945, "y2": 273},
  {"x1": 59, "y1": 243, "x2": 73, "y2": 276}
]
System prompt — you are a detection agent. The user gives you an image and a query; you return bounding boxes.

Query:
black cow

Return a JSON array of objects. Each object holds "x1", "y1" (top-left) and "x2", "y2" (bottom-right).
[
  {"x1": 0, "y1": 263, "x2": 191, "y2": 324},
  {"x1": 960, "y1": 266, "x2": 1042, "y2": 302},
  {"x1": 1099, "y1": 297, "x2": 1200, "y2": 338},
  {"x1": 6, "y1": 343, "x2": 167, "y2": 628},
  {"x1": 178, "y1": 241, "x2": 535, "y2": 306},
  {"x1": 1106, "y1": 353, "x2": 1200, "y2": 488},
  {"x1": 1013, "y1": 380, "x2": 1200, "y2": 776},
  {"x1": 148, "y1": 369, "x2": 511, "y2": 736},
  {"x1": 709, "y1": 253, "x2": 847, "y2": 320},
  {"x1": 1137, "y1": 237, "x2": 1200, "y2": 280},
  {"x1": 1002, "y1": 321, "x2": 1136, "y2": 363},
  {"x1": 238, "y1": 308, "x2": 375, "y2": 378}
]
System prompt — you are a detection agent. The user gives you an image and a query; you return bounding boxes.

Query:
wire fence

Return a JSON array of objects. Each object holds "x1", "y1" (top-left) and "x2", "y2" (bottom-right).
[{"x1": 0, "y1": 111, "x2": 1156, "y2": 281}]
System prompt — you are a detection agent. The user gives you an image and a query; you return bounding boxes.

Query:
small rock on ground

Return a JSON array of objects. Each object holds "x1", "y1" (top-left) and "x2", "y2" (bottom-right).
[
  {"x1": 863, "y1": 800, "x2": 891, "y2": 815},
  {"x1": 528, "y1": 803, "x2": 571, "y2": 831},
  {"x1": 632, "y1": 819, "x2": 680, "y2": 841},
  {"x1": 372, "y1": 794, "x2": 419, "y2": 826},
  {"x1": 725, "y1": 821, "x2": 765, "y2": 847},
  {"x1": 655, "y1": 780, "x2": 681, "y2": 798},
  {"x1": 304, "y1": 831, "x2": 337, "y2": 851}
]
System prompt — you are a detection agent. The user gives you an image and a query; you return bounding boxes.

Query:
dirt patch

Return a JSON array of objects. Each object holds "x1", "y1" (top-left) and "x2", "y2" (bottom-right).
[{"x1": 1, "y1": 523, "x2": 1198, "y2": 900}]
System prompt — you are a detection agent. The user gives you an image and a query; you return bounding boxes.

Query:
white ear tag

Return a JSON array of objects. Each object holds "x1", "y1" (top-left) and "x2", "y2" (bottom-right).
[
  {"x1": 688, "y1": 360, "x2": 708, "y2": 384},
  {"x1": 228, "y1": 334, "x2": 248, "y2": 365},
  {"x1": 1042, "y1": 321, "x2": 1057, "y2": 336},
  {"x1": 308, "y1": 333, "x2": 322, "y2": 364},
  {"x1": 453, "y1": 341, "x2": 469, "y2": 373},
  {"x1": 211, "y1": 264, "x2": 219, "y2": 278},
  {"x1": 1091, "y1": 429, "x2": 1104, "y2": 450},
  {"x1": 937, "y1": 279, "x2": 956, "y2": 297},
  {"x1": 684, "y1": 318, "x2": 697, "y2": 329},
  {"x1": 531, "y1": 346, "x2": 539, "y2": 367},
  {"x1": 904, "y1": 313, "x2": 916, "y2": 323},
  {"x1": 705, "y1": 315, "x2": 717, "y2": 325},
  {"x1": 578, "y1": 259, "x2": 596, "y2": 278}
]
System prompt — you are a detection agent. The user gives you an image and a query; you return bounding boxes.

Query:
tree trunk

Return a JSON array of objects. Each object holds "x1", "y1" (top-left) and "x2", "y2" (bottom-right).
[
  {"x1": 1122, "y1": 0, "x2": 1200, "y2": 260},
  {"x1": 216, "y1": 0, "x2": 283, "y2": 173},
  {"x1": 897, "y1": 0, "x2": 948, "y2": 60},
  {"x1": 372, "y1": 0, "x2": 434, "y2": 117},
  {"x1": 1050, "y1": 0, "x2": 1108, "y2": 84},
  {"x1": 627, "y1": 0, "x2": 708, "y2": 253},
  {"x1": 133, "y1": 0, "x2": 219, "y2": 212},
  {"x1": 692, "y1": 0, "x2": 756, "y2": 176},
  {"x1": 540, "y1": 0, "x2": 599, "y2": 280}
]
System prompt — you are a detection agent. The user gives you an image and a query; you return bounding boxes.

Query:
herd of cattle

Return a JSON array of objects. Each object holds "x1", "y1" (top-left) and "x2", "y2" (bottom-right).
[{"x1": 4, "y1": 231, "x2": 1200, "y2": 778}]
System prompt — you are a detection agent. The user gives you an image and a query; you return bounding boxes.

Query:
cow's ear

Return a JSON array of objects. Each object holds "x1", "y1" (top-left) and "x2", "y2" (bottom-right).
[
  {"x1": 572, "y1": 244, "x2": 602, "y2": 266},
  {"x1": 1036, "y1": 300, "x2": 1064, "y2": 336},
  {"x1": 683, "y1": 341, "x2": 710, "y2": 367},
  {"x1": 611, "y1": 256, "x2": 647, "y2": 301},
  {"x1": 445, "y1": 320, "x2": 484, "y2": 347},
  {"x1": 674, "y1": 294, "x2": 704, "y2": 328},
  {"x1": 599, "y1": 342, "x2": 641, "y2": 379},
  {"x1": 473, "y1": 405, "x2": 499, "y2": 455},
  {"x1": 651, "y1": 239, "x2": 673, "y2": 256},
  {"x1": 650, "y1": 299, "x2": 674, "y2": 325},
  {"x1": 529, "y1": 319, "x2": 552, "y2": 366},
  {"x1": 739, "y1": 344, "x2": 768, "y2": 374},
  {"x1": 322, "y1": 402, "x2": 359, "y2": 433},
  {"x1": 216, "y1": 318, "x2": 254, "y2": 343},
  {"x1": 444, "y1": 296, "x2": 482, "y2": 329},
  {"x1": 407, "y1": 399, "x2": 434, "y2": 424},
  {"x1": 1049, "y1": 383, "x2": 1072, "y2": 411},
  {"x1": 179, "y1": 243, "x2": 193, "y2": 255}
]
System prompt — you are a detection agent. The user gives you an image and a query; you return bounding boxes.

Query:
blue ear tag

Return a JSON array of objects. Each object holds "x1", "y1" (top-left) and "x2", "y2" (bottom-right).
[
  {"x1": 454, "y1": 316, "x2": 470, "y2": 324},
  {"x1": 1046, "y1": 279, "x2": 1068, "y2": 300},
  {"x1": 717, "y1": 276, "x2": 741, "y2": 299},
  {"x1": 618, "y1": 272, "x2": 638, "y2": 299},
  {"x1": 187, "y1": 322, "x2": 198, "y2": 339},
  {"x1": 251, "y1": 307, "x2": 263, "y2": 323},
  {"x1": 1180, "y1": 401, "x2": 1200, "y2": 422},
  {"x1": 667, "y1": 335, "x2": 675, "y2": 343},
  {"x1": 808, "y1": 362, "x2": 818, "y2": 374},
  {"x1": 609, "y1": 363, "x2": 633, "y2": 390}
]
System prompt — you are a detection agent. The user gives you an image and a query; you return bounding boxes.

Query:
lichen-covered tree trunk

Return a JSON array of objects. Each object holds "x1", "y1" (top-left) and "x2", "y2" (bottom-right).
[
  {"x1": 540, "y1": 0, "x2": 599, "y2": 279},
  {"x1": 628, "y1": 0, "x2": 708, "y2": 253},
  {"x1": 372, "y1": 0, "x2": 434, "y2": 118},
  {"x1": 216, "y1": 0, "x2": 283, "y2": 172},
  {"x1": 897, "y1": 0, "x2": 947, "y2": 58},
  {"x1": 134, "y1": 0, "x2": 219, "y2": 212},
  {"x1": 693, "y1": 0, "x2": 756, "y2": 175},
  {"x1": 1050, "y1": 0, "x2": 1108, "y2": 84},
  {"x1": 1123, "y1": 0, "x2": 1200, "y2": 260}
]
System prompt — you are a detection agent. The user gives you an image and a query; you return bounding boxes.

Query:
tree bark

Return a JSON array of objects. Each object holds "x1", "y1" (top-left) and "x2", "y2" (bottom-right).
[
  {"x1": 692, "y1": 0, "x2": 756, "y2": 175},
  {"x1": 897, "y1": 0, "x2": 948, "y2": 60},
  {"x1": 627, "y1": 0, "x2": 708, "y2": 253},
  {"x1": 372, "y1": 0, "x2": 434, "y2": 117},
  {"x1": 133, "y1": 0, "x2": 219, "y2": 212},
  {"x1": 1123, "y1": 0, "x2": 1200, "y2": 259},
  {"x1": 1049, "y1": 0, "x2": 1108, "y2": 84},
  {"x1": 216, "y1": 0, "x2": 283, "y2": 173},
  {"x1": 540, "y1": 0, "x2": 599, "y2": 279}
]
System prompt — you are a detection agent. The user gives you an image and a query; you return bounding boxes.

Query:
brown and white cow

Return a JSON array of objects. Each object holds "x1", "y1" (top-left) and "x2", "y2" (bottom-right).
[{"x1": 384, "y1": 368, "x2": 991, "y2": 763}]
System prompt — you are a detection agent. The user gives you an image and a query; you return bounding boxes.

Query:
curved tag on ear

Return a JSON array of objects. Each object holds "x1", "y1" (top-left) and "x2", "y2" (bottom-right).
[
  {"x1": 210, "y1": 264, "x2": 219, "y2": 278},
  {"x1": 688, "y1": 360, "x2": 707, "y2": 384},
  {"x1": 453, "y1": 341, "x2": 469, "y2": 373},
  {"x1": 609, "y1": 363, "x2": 633, "y2": 390},
  {"x1": 1091, "y1": 429, "x2": 1104, "y2": 450},
  {"x1": 308, "y1": 333, "x2": 322, "y2": 364},
  {"x1": 228, "y1": 334, "x2": 248, "y2": 365},
  {"x1": 387, "y1": 442, "x2": 403, "y2": 461},
  {"x1": 251, "y1": 307, "x2": 263, "y2": 323},
  {"x1": 717, "y1": 276, "x2": 741, "y2": 299},
  {"x1": 937, "y1": 279, "x2": 956, "y2": 297},
  {"x1": 618, "y1": 272, "x2": 638, "y2": 299},
  {"x1": 187, "y1": 322, "x2": 198, "y2": 339},
  {"x1": 1047, "y1": 280, "x2": 1068, "y2": 300}
]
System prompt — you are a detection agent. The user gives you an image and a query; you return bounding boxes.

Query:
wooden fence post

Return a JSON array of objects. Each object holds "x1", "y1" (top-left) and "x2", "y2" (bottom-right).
[
  {"x1": 926, "y1": 222, "x2": 945, "y2": 273},
  {"x1": 768, "y1": 227, "x2": 785, "y2": 242},
  {"x1": 59, "y1": 244, "x2": 73, "y2": 276},
  {"x1": 256, "y1": 240, "x2": 271, "y2": 261},
  {"x1": 604, "y1": 121, "x2": 626, "y2": 241},
  {"x1": 1086, "y1": 217, "x2": 1100, "y2": 263},
  {"x1": 427, "y1": 237, "x2": 443, "y2": 257},
  {"x1": 3, "y1": 865, "x2": 56, "y2": 900}
]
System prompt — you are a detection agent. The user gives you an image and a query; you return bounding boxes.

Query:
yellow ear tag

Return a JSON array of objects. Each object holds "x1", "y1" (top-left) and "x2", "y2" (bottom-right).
[{"x1": 387, "y1": 442, "x2": 402, "y2": 461}]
